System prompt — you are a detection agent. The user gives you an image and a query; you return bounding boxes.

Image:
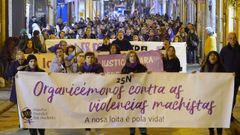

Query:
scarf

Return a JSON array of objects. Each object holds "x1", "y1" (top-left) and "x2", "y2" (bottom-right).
[
  {"x1": 203, "y1": 64, "x2": 219, "y2": 72},
  {"x1": 126, "y1": 63, "x2": 138, "y2": 69}
]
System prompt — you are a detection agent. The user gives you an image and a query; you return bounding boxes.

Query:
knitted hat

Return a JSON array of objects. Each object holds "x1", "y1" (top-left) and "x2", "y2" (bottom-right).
[
  {"x1": 27, "y1": 54, "x2": 37, "y2": 63},
  {"x1": 206, "y1": 27, "x2": 214, "y2": 35}
]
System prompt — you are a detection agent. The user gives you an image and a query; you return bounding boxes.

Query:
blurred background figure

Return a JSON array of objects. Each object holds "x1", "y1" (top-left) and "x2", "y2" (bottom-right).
[{"x1": 204, "y1": 27, "x2": 217, "y2": 58}]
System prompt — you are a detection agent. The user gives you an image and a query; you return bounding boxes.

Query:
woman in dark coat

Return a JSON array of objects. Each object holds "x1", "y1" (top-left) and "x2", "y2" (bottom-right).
[
  {"x1": 163, "y1": 46, "x2": 181, "y2": 72},
  {"x1": 121, "y1": 51, "x2": 147, "y2": 74},
  {"x1": 96, "y1": 36, "x2": 111, "y2": 52},
  {"x1": 0, "y1": 37, "x2": 19, "y2": 79},
  {"x1": 23, "y1": 39, "x2": 39, "y2": 54},
  {"x1": 200, "y1": 51, "x2": 225, "y2": 135},
  {"x1": 24, "y1": 54, "x2": 45, "y2": 135},
  {"x1": 200, "y1": 51, "x2": 225, "y2": 73},
  {"x1": 109, "y1": 44, "x2": 121, "y2": 55},
  {"x1": 8, "y1": 51, "x2": 28, "y2": 103},
  {"x1": 24, "y1": 54, "x2": 45, "y2": 72},
  {"x1": 121, "y1": 51, "x2": 147, "y2": 135}
]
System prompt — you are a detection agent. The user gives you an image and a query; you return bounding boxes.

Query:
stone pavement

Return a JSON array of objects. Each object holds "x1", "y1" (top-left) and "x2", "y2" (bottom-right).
[
  {"x1": 0, "y1": 88, "x2": 14, "y2": 115},
  {"x1": 0, "y1": 103, "x2": 235, "y2": 135}
]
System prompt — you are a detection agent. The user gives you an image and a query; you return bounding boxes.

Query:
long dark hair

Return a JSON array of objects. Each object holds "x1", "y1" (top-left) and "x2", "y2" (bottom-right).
[
  {"x1": 203, "y1": 51, "x2": 222, "y2": 66},
  {"x1": 125, "y1": 51, "x2": 140, "y2": 65},
  {"x1": 0, "y1": 37, "x2": 19, "y2": 62},
  {"x1": 201, "y1": 51, "x2": 224, "y2": 72},
  {"x1": 109, "y1": 44, "x2": 121, "y2": 54},
  {"x1": 24, "y1": 39, "x2": 38, "y2": 51},
  {"x1": 165, "y1": 46, "x2": 177, "y2": 60},
  {"x1": 24, "y1": 54, "x2": 41, "y2": 71}
]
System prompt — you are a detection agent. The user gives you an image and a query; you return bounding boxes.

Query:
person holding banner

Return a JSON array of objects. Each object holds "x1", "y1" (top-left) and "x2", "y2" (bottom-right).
[
  {"x1": 8, "y1": 51, "x2": 28, "y2": 104},
  {"x1": 48, "y1": 40, "x2": 67, "y2": 53},
  {"x1": 65, "y1": 44, "x2": 84, "y2": 62},
  {"x1": 109, "y1": 44, "x2": 121, "y2": 55},
  {"x1": 70, "y1": 53, "x2": 85, "y2": 73},
  {"x1": 112, "y1": 31, "x2": 133, "y2": 51},
  {"x1": 220, "y1": 32, "x2": 240, "y2": 119},
  {"x1": 24, "y1": 54, "x2": 45, "y2": 72},
  {"x1": 200, "y1": 51, "x2": 225, "y2": 135},
  {"x1": 80, "y1": 52, "x2": 104, "y2": 74},
  {"x1": 163, "y1": 46, "x2": 181, "y2": 72},
  {"x1": 50, "y1": 47, "x2": 68, "y2": 73},
  {"x1": 24, "y1": 54, "x2": 45, "y2": 135},
  {"x1": 96, "y1": 36, "x2": 111, "y2": 52},
  {"x1": 200, "y1": 51, "x2": 225, "y2": 73},
  {"x1": 80, "y1": 52, "x2": 104, "y2": 135},
  {"x1": 65, "y1": 45, "x2": 76, "y2": 57},
  {"x1": 121, "y1": 51, "x2": 147, "y2": 135}
]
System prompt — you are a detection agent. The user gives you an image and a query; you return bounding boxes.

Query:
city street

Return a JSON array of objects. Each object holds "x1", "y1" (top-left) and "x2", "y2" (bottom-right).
[{"x1": 1, "y1": 0, "x2": 240, "y2": 134}]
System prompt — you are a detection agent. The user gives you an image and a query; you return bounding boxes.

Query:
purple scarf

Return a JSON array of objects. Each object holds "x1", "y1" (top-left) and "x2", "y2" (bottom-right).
[
  {"x1": 126, "y1": 62, "x2": 138, "y2": 68},
  {"x1": 83, "y1": 63, "x2": 101, "y2": 72}
]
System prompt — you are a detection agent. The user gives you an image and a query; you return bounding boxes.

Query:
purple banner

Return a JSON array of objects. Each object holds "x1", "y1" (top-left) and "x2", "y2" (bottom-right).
[{"x1": 97, "y1": 50, "x2": 163, "y2": 73}]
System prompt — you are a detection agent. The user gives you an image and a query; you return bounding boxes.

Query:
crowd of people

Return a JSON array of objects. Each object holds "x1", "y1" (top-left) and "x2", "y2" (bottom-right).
[
  {"x1": 0, "y1": 13, "x2": 240, "y2": 135},
  {"x1": 0, "y1": 14, "x2": 200, "y2": 78}
]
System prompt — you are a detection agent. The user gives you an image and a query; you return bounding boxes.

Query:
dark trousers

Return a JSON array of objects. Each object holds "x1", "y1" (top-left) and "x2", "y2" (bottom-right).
[
  {"x1": 187, "y1": 48, "x2": 197, "y2": 64},
  {"x1": 29, "y1": 129, "x2": 45, "y2": 135},
  {"x1": 232, "y1": 77, "x2": 240, "y2": 111},
  {"x1": 209, "y1": 128, "x2": 222, "y2": 135},
  {"x1": 130, "y1": 128, "x2": 147, "y2": 135}
]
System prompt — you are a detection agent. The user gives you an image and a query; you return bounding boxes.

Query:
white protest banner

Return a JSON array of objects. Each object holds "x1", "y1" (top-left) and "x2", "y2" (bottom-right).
[
  {"x1": 45, "y1": 39, "x2": 185, "y2": 52},
  {"x1": 45, "y1": 39, "x2": 103, "y2": 52},
  {"x1": 45, "y1": 39, "x2": 186, "y2": 72},
  {"x1": 130, "y1": 41, "x2": 186, "y2": 72},
  {"x1": 16, "y1": 72, "x2": 234, "y2": 129}
]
